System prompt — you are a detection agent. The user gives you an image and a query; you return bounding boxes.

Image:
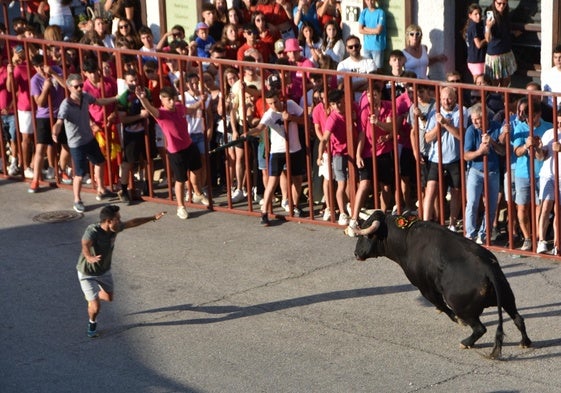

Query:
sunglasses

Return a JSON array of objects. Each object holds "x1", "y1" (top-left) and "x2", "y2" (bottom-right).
[
  {"x1": 495, "y1": 1, "x2": 507, "y2": 5},
  {"x1": 408, "y1": 31, "x2": 422, "y2": 37},
  {"x1": 347, "y1": 44, "x2": 360, "y2": 49},
  {"x1": 448, "y1": 79, "x2": 461, "y2": 83},
  {"x1": 172, "y1": 32, "x2": 181, "y2": 37},
  {"x1": 71, "y1": 83, "x2": 84, "y2": 89},
  {"x1": 119, "y1": 24, "x2": 130, "y2": 29}
]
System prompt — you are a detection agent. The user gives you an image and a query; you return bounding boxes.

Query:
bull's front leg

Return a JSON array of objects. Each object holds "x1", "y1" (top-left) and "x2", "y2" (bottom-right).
[
  {"x1": 459, "y1": 317, "x2": 487, "y2": 349},
  {"x1": 420, "y1": 290, "x2": 458, "y2": 323}
]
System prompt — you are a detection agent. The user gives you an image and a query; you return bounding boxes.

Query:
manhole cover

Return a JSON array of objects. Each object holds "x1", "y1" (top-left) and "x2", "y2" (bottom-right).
[{"x1": 33, "y1": 210, "x2": 84, "y2": 223}]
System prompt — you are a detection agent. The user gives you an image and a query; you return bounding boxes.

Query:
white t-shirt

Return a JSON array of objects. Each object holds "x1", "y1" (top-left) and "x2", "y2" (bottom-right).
[
  {"x1": 336, "y1": 56, "x2": 376, "y2": 101},
  {"x1": 538, "y1": 127, "x2": 561, "y2": 180},
  {"x1": 260, "y1": 100, "x2": 303, "y2": 154},
  {"x1": 541, "y1": 66, "x2": 561, "y2": 106},
  {"x1": 184, "y1": 91, "x2": 211, "y2": 135}
]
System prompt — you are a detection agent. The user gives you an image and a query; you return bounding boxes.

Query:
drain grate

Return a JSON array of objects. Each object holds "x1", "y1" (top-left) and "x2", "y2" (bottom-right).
[{"x1": 33, "y1": 210, "x2": 84, "y2": 223}]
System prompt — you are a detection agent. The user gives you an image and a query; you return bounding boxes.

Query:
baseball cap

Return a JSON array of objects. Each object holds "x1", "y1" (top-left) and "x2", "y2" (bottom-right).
[
  {"x1": 196, "y1": 22, "x2": 209, "y2": 30},
  {"x1": 274, "y1": 39, "x2": 285, "y2": 54}
]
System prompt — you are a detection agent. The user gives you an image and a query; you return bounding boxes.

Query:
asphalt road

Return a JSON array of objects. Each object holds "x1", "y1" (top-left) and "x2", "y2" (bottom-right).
[{"x1": 1, "y1": 179, "x2": 560, "y2": 393}]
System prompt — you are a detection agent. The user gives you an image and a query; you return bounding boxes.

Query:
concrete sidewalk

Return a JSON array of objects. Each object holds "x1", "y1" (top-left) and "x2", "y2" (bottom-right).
[{"x1": 1, "y1": 178, "x2": 561, "y2": 393}]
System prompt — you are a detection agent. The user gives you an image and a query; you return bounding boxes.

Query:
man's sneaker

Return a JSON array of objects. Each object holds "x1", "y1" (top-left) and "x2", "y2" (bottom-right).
[
  {"x1": 87, "y1": 321, "x2": 99, "y2": 338},
  {"x1": 176, "y1": 206, "x2": 188, "y2": 219},
  {"x1": 475, "y1": 236, "x2": 484, "y2": 245},
  {"x1": 42, "y1": 166, "x2": 55, "y2": 180},
  {"x1": 73, "y1": 201, "x2": 85, "y2": 213},
  {"x1": 60, "y1": 171, "x2": 73, "y2": 184},
  {"x1": 281, "y1": 199, "x2": 290, "y2": 212},
  {"x1": 192, "y1": 193, "x2": 210, "y2": 206},
  {"x1": 551, "y1": 246, "x2": 559, "y2": 256},
  {"x1": 338, "y1": 212, "x2": 349, "y2": 226},
  {"x1": 536, "y1": 240, "x2": 548, "y2": 254},
  {"x1": 231, "y1": 188, "x2": 244, "y2": 203},
  {"x1": 23, "y1": 167, "x2": 33, "y2": 179},
  {"x1": 260, "y1": 212, "x2": 270, "y2": 226},
  {"x1": 346, "y1": 219, "x2": 359, "y2": 237},
  {"x1": 520, "y1": 238, "x2": 532, "y2": 251},
  {"x1": 82, "y1": 173, "x2": 92, "y2": 184},
  {"x1": 448, "y1": 224, "x2": 458, "y2": 232},
  {"x1": 8, "y1": 161, "x2": 18, "y2": 176},
  {"x1": 96, "y1": 189, "x2": 115, "y2": 201},
  {"x1": 293, "y1": 208, "x2": 301, "y2": 217},
  {"x1": 28, "y1": 180, "x2": 39, "y2": 193},
  {"x1": 117, "y1": 189, "x2": 131, "y2": 205},
  {"x1": 322, "y1": 207, "x2": 331, "y2": 221}
]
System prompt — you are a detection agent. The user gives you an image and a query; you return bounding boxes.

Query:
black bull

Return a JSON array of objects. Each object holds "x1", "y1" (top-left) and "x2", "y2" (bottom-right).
[{"x1": 353, "y1": 210, "x2": 531, "y2": 359}]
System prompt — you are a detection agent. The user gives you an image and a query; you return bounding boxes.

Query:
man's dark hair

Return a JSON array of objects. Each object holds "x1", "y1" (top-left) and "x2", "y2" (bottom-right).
[
  {"x1": 82, "y1": 57, "x2": 99, "y2": 73},
  {"x1": 201, "y1": 3, "x2": 217, "y2": 12},
  {"x1": 553, "y1": 44, "x2": 561, "y2": 55},
  {"x1": 160, "y1": 85, "x2": 178, "y2": 99},
  {"x1": 123, "y1": 68, "x2": 138, "y2": 78},
  {"x1": 31, "y1": 54, "x2": 44, "y2": 66},
  {"x1": 265, "y1": 89, "x2": 279, "y2": 99},
  {"x1": 328, "y1": 89, "x2": 344, "y2": 103},
  {"x1": 138, "y1": 26, "x2": 153, "y2": 36},
  {"x1": 100, "y1": 205, "x2": 120, "y2": 222}
]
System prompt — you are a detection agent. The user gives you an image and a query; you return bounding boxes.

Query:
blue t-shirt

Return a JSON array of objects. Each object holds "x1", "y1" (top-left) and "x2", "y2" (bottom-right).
[
  {"x1": 487, "y1": 16, "x2": 512, "y2": 55},
  {"x1": 195, "y1": 36, "x2": 215, "y2": 58},
  {"x1": 513, "y1": 118, "x2": 552, "y2": 178},
  {"x1": 427, "y1": 105, "x2": 468, "y2": 164},
  {"x1": 358, "y1": 8, "x2": 386, "y2": 51},
  {"x1": 464, "y1": 120, "x2": 502, "y2": 172},
  {"x1": 466, "y1": 20, "x2": 486, "y2": 63}
]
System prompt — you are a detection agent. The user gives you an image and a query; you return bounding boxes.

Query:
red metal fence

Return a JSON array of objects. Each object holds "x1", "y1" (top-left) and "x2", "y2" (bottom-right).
[{"x1": 1, "y1": 34, "x2": 560, "y2": 259}]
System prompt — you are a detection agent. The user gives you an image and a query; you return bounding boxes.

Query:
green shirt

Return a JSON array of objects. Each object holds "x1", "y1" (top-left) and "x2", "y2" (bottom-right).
[{"x1": 76, "y1": 222, "x2": 124, "y2": 276}]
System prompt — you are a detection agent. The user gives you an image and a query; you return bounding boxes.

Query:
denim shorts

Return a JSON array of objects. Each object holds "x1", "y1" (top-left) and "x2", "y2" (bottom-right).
[
  {"x1": 70, "y1": 139, "x2": 106, "y2": 177},
  {"x1": 514, "y1": 176, "x2": 538, "y2": 205}
]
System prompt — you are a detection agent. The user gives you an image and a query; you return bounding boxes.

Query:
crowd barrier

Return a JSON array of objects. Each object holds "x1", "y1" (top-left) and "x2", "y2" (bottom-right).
[{"x1": 0, "y1": 34, "x2": 560, "y2": 260}]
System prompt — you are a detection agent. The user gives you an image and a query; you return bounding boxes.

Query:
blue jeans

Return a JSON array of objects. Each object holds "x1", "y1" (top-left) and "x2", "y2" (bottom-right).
[
  {"x1": 363, "y1": 49, "x2": 383, "y2": 69},
  {"x1": 49, "y1": 14, "x2": 75, "y2": 40},
  {"x1": 464, "y1": 167, "x2": 499, "y2": 239}
]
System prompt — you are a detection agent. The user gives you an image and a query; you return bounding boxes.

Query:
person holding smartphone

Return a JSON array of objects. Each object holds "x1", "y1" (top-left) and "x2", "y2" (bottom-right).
[{"x1": 484, "y1": 0, "x2": 517, "y2": 87}]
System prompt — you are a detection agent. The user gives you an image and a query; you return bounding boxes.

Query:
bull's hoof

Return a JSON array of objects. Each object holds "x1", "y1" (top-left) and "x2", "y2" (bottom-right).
[{"x1": 520, "y1": 339, "x2": 532, "y2": 348}]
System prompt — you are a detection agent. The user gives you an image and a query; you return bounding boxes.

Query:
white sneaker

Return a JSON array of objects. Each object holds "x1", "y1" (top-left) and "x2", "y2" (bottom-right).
[
  {"x1": 520, "y1": 238, "x2": 532, "y2": 251},
  {"x1": 231, "y1": 188, "x2": 244, "y2": 203},
  {"x1": 338, "y1": 212, "x2": 349, "y2": 226},
  {"x1": 24, "y1": 167, "x2": 34, "y2": 179},
  {"x1": 192, "y1": 193, "x2": 210, "y2": 206},
  {"x1": 293, "y1": 208, "x2": 301, "y2": 217},
  {"x1": 43, "y1": 167, "x2": 55, "y2": 180},
  {"x1": 8, "y1": 161, "x2": 18, "y2": 176},
  {"x1": 322, "y1": 207, "x2": 331, "y2": 221},
  {"x1": 176, "y1": 206, "x2": 188, "y2": 220},
  {"x1": 448, "y1": 224, "x2": 457, "y2": 232},
  {"x1": 281, "y1": 199, "x2": 290, "y2": 212},
  {"x1": 346, "y1": 219, "x2": 358, "y2": 237},
  {"x1": 536, "y1": 240, "x2": 548, "y2": 254},
  {"x1": 475, "y1": 236, "x2": 484, "y2": 245}
]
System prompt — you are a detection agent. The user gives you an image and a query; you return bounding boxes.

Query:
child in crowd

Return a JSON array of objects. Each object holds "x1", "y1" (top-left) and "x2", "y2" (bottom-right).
[{"x1": 463, "y1": 3, "x2": 487, "y2": 82}]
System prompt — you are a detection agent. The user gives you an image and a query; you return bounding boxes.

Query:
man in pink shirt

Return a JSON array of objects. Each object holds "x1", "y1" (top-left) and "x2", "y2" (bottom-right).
[{"x1": 135, "y1": 85, "x2": 209, "y2": 220}]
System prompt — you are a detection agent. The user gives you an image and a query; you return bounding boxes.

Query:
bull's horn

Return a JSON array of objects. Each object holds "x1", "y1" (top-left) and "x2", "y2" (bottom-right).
[{"x1": 354, "y1": 220, "x2": 380, "y2": 236}]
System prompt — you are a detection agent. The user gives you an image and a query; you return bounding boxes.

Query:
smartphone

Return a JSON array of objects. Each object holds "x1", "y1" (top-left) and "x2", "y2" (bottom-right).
[{"x1": 486, "y1": 11, "x2": 494, "y2": 21}]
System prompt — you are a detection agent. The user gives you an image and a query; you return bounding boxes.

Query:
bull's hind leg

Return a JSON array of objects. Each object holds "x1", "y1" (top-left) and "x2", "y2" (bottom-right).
[
  {"x1": 506, "y1": 310, "x2": 532, "y2": 348},
  {"x1": 459, "y1": 317, "x2": 487, "y2": 349}
]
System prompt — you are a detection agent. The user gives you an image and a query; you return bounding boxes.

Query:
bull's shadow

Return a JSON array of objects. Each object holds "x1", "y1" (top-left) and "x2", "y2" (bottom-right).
[{"x1": 125, "y1": 283, "x2": 416, "y2": 326}]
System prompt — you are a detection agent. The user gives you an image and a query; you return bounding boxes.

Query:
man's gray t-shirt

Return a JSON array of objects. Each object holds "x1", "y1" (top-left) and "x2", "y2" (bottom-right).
[
  {"x1": 58, "y1": 93, "x2": 96, "y2": 148},
  {"x1": 76, "y1": 222, "x2": 124, "y2": 276}
]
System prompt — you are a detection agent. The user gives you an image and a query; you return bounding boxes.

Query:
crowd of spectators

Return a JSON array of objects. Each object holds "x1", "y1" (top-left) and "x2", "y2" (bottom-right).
[{"x1": 0, "y1": 1, "x2": 560, "y2": 256}]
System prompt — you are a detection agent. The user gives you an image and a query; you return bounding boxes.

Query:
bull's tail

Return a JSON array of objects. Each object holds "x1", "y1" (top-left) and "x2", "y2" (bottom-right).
[{"x1": 488, "y1": 262, "x2": 505, "y2": 360}]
